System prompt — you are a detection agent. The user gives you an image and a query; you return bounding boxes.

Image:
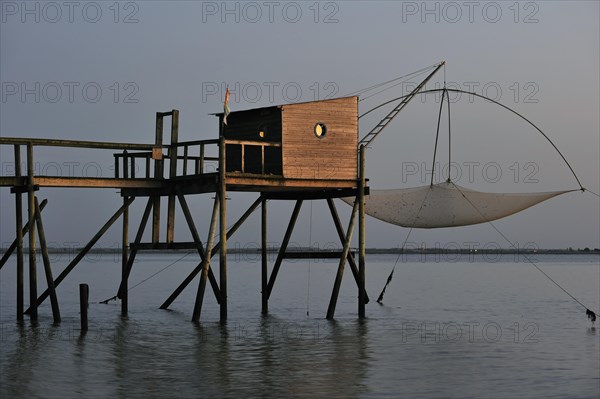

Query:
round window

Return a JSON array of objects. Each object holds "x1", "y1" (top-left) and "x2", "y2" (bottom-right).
[
  {"x1": 258, "y1": 124, "x2": 268, "y2": 139},
  {"x1": 314, "y1": 122, "x2": 327, "y2": 138}
]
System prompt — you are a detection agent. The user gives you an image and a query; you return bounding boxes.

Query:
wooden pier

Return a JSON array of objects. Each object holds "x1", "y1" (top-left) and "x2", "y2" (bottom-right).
[{"x1": 0, "y1": 97, "x2": 369, "y2": 322}]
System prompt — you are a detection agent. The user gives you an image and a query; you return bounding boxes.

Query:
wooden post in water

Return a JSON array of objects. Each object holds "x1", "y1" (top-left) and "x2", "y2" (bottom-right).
[
  {"x1": 27, "y1": 143, "x2": 38, "y2": 321},
  {"x1": 358, "y1": 145, "x2": 366, "y2": 318},
  {"x1": 166, "y1": 110, "x2": 179, "y2": 243},
  {"x1": 14, "y1": 145, "x2": 24, "y2": 320},
  {"x1": 326, "y1": 199, "x2": 358, "y2": 320},
  {"x1": 192, "y1": 195, "x2": 219, "y2": 322},
  {"x1": 261, "y1": 196, "x2": 268, "y2": 314},
  {"x1": 219, "y1": 136, "x2": 228, "y2": 321},
  {"x1": 34, "y1": 197, "x2": 61, "y2": 323},
  {"x1": 121, "y1": 151, "x2": 129, "y2": 316},
  {"x1": 79, "y1": 283, "x2": 89, "y2": 332},
  {"x1": 152, "y1": 112, "x2": 164, "y2": 244}
]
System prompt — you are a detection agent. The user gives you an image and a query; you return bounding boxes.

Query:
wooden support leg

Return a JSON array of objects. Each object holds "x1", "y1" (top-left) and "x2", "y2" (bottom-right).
[
  {"x1": 326, "y1": 198, "x2": 369, "y2": 304},
  {"x1": 219, "y1": 136, "x2": 227, "y2": 322},
  {"x1": 25, "y1": 197, "x2": 135, "y2": 314},
  {"x1": 177, "y1": 193, "x2": 221, "y2": 304},
  {"x1": 192, "y1": 196, "x2": 219, "y2": 322},
  {"x1": 27, "y1": 144, "x2": 38, "y2": 321},
  {"x1": 121, "y1": 196, "x2": 129, "y2": 316},
  {"x1": 117, "y1": 198, "x2": 153, "y2": 300},
  {"x1": 266, "y1": 200, "x2": 303, "y2": 299},
  {"x1": 14, "y1": 145, "x2": 24, "y2": 320},
  {"x1": 1, "y1": 199, "x2": 48, "y2": 270},
  {"x1": 159, "y1": 197, "x2": 261, "y2": 310},
  {"x1": 261, "y1": 196, "x2": 268, "y2": 315},
  {"x1": 358, "y1": 145, "x2": 367, "y2": 318},
  {"x1": 326, "y1": 199, "x2": 359, "y2": 320},
  {"x1": 34, "y1": 197, "x2": 61, "y2": 323}
]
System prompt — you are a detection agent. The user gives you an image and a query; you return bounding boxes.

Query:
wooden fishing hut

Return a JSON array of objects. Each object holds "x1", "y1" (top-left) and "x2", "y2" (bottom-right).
[{"x1": 0, "y1": 95, "x2": 369, "y2": 323}]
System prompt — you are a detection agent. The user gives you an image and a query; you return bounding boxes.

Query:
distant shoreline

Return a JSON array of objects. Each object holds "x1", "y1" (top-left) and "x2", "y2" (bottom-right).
[{"x1": 2, "y1": 248, "x2": 598, "y2": 255}]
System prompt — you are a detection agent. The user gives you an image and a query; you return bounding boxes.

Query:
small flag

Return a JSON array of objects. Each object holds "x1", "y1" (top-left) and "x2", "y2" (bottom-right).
[{"x1": 223, "y1": 86, "x2": 231, "y2": 125}]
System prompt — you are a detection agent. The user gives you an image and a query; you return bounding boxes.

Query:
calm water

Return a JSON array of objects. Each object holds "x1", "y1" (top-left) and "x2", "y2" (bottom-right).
[{"x1": 1, "y1": 253, "x2": 599, "y2": 398}]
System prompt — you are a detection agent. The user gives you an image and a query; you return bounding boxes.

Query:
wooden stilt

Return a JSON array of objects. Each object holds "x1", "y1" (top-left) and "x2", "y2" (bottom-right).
[
  {"x1": 117, "y1": 198, "x2": 153, "y2": 299},
  {"x1": 192, "y1": 195, "x2": 219, "y2": 322},
  {"x1": 261, "y1": 196, "x2": 268, "y2": 314},
  {"x1": 34, "y1": 197, "x2": 61, "y2": 323},
  {"x1": 266, "y1": 200, "x2": 303, "y2": 299},
  {"x1": 25, "y1": 197, "x2": 135, "y2": 314},
  {"x1": 152, "y1": 113, "x2": 164, "y2": 244},
  {"x1": 326, "y1": 199, "x2": 359, "y2": 320},
  {"x1": 326, "y1": 198, "x2": 369, "y2": 304},
  {"x1": 27, "y1": 144, "x2": 38, "y2": 321},
  {"x1": 159, "y1": 197, "x2": 261, "y2": 310},
  {"x1": 79, "y1": 284, "x2": 89, "y2": 332},
  {"x1": 177, "y1": 193, "x2": 221, "y2": 303},
  {"x1": 14, "y1": 145, "x2": 24, "y2": 320},
  {"x1": 0, "y1": 199, "x2": 47, "y2": 270},
  {"x1": 122, "y1": 154, "x2": 130, "y2": 316},
  {"x1": 166, "y1": 110, "x2": 179, "y2": 244},
  {"x1": 358, "y1": 145, "x2": 367, "y2": 318},
  {"x1": 219, "y1": 136, "x2": 227, "y2": 321}
]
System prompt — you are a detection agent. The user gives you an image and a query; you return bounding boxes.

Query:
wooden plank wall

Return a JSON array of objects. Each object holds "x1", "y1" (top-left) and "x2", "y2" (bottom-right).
[
  {"x1": 222, "y1": 106, "x2": 282, "y2": 142},
  {"x1": 281, "y1": 96, "x2": 358, "y2": 180}
]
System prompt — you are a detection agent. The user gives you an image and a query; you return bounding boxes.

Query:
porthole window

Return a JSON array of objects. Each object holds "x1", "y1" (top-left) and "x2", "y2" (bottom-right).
[
  {"x1": 314, "y1": 122, "x2": 327, "y2": 139},
  {"x1": 258, "y1": 124, "x2": 268, "y2": 139}
]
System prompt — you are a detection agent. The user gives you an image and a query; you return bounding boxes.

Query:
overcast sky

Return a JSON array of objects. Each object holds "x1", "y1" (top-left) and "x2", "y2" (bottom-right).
[{"x1": 1, "y1": 1, "x2": 598, "y2": 251}]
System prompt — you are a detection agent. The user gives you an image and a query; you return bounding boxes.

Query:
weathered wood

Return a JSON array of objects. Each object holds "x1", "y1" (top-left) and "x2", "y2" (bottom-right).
[
  {"x1": 121, "y1": 154, "x2": 130, "y2": 316},
  {"x1": 219, "y1": 136, "x2": 228, "y2": 321},
  {"x1": 117, "y1": 198, "x2": 153, "y2": 300},
  {"x1": 261, "y1": 197, "x2": 268, "y2": 314},
  {"x1": 281, "y1": 96, "x2": 358, "y2": 180},
  {"x1": 192, "y1": 195, "x2": 219, "y2": 322},
  {"x1": 326, "y1": 198, "x2": 369, "y2": 304},
  {"x1": 326, "y1": 198, "x2": 359, "y2": 320},
  {"x1": 0, "y1": 199, "x2": 47, "y2": 270},
  {"x1": 3, "y1": 176, "x2": 163, "y2": 189},
  {"x1": 358, "y1": 145, "x2": 366, "y2": 318},
  {"x1": 79, "y1": 284, "x2": 89, "y2": 332},
  {"x1": 159, "y1": 197, "x2": 261, "y2": 310},
  {"x1": 263, "y1": 188, "x2": 361, "y2": 201},
  {"x1": 34, "y1": 197, "x2": 61, "y2": 323},
  {"x1": 166, "y1": 110, "x2": 179, "y2": 244},
  {"x1": 14, "y1": 145, "x2": 24, "y2": 320},
  {"x1": 266, "y1": 200, "x2": 303, "y2": 299},
  {"x1": 152, "y1": 112, "x2": 164, "y2": 244},
  {"x1": 27, "y1": 143, "x2": 38, "y2": 321},
  {"x1": 177, "y1": 193, "x2": 221, "y2": 304},
  {"x1": 25, "y1": 197, "x2": 135, "y2": 314},
  {"x1": 0, "y1": 137, "x2": 157, "y2": 151},
  {"x1": 283, "y1": 251, "x2": 353, "y2": 259}
]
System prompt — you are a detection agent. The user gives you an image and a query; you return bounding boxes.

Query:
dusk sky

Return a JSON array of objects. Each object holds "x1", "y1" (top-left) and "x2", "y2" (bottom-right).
[{"x1": 1, "y1": 1, "x2": 598, "y2": 250}]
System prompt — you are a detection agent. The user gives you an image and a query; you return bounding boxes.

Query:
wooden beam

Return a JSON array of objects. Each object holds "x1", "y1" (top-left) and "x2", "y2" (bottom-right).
[
  {"x1": 25, "y1": 197, "x2": 135, "y2": 314},
  {"x1": 0, "y1": 199, "x2": 47, "y2": 270},
  {"x1": 266, "y1": 200, "x2": 303, "y2": 299},
  {"x1": 0, "y1": 136, "x2": 157, "y2": 151},
  {"x1": 34, "y1": 197, "x2": 60, "y2": 323},
  {"x1": 14, "y1": 145, "x2": 24, "y2": 320},
  {"x1": 117, "y1": 197, "x2": 153, "y2": 300},
  {"x1": 121, "y1": 155, "x2": 130, "y2": 316},
  {"x1": 219, "y1": 136, "x2": 228, "y2": 321},
  {"x1": 177, "y1": 193, "x2": 221, "y2": 304},
  {"x1": 153, "y1": 112, "x2": 164, "y2": 244},
  {"x1": 326, "y1": 198, "x2": 369, "y2": 304},
  {"x1": 159, "y1": 196, "x2": 261, "y2": 310},
  {"x1": 27, "y1": 143, "x2": 38, "y2": 321},
  {"x1": 262, "y1": 188, "x2": 362, "y2": 200},
  {"x1": 261, "y1": 197, "x2": 268, "y2": 314},
  {"x1": 326, "y1": 198, "x2": 359, "y2": 320},
  {"x1": 192, "y1": 195, "x2": 219, "y2": 322},
  {"x1": 166, "y1": 110, "x2": 179, "y2": 244},
  {"x1": 358, "y1": 145, "x2": 366, "y2": 318}
]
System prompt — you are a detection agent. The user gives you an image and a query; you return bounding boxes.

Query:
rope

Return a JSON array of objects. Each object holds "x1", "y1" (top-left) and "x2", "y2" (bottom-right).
[
  {"x1": 450, "y1": 181, "x2": 598, "y2": 321},
  {"x1": 376, "y1": 187, "x2": 432, "y2": 304},
  {"x1": 430, "y1": 87, "x2": 446, "y2": 186},
  {"x1": 584, "y1": 188, "x2": 600, "y2": 198}
]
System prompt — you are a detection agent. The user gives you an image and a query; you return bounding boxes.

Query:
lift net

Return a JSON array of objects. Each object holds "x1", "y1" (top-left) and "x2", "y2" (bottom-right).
[{"x1": 345, "y1": 181, "x2": 574, "y2": 229}]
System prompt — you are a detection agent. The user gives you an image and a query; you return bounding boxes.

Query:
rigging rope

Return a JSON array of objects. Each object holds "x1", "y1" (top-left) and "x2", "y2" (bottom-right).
[
  {"x1": 376, "y1": 188, "x2": 432, "y2": 304},
  {"x1": 451, "y1": 181, "x2": 598, "y2": 322}
]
